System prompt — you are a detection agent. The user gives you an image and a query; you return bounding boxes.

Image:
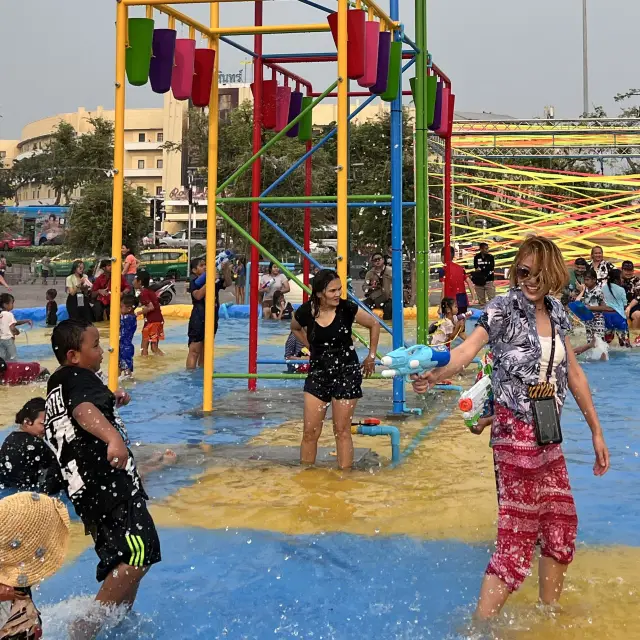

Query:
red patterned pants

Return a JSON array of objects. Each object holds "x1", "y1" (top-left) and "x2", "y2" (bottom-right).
[{"x1": 486, "y1": 404, "x2": 578, "y2": 592}]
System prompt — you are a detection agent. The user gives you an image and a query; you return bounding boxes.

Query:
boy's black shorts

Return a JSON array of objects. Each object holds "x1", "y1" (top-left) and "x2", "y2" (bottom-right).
[{"x1": 86, "y1": 497, "x2": 161, "y2": 582}]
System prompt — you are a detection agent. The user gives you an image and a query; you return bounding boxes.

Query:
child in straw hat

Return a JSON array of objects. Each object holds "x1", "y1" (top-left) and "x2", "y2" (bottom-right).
[{"x1": 0, "y1": 492, "x2": 70, "y2": 640}]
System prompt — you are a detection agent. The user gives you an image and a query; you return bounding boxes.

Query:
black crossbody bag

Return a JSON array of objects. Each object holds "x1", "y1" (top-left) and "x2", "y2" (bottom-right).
[{"x1": 527, "y1": 322, "x2": 563, "y2": 446}]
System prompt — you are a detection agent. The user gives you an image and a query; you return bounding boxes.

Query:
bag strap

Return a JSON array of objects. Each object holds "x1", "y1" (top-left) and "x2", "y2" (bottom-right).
[{"x1": 545, "y1": 320, "x2": 556, "y2": 383}]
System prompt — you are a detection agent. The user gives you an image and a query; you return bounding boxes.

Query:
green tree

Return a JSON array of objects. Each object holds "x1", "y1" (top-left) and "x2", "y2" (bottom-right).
[
  {"x1": 0, "y1": 211, "x2": 20, "y2": 234},
  {"x1": 10, "y1": 117, "x2": 115, "y2": 205},
  {"x1": 166, "y1": 102, "x2": 337, "y2": 259},
  {"x1": 66, "y1": 181, "x2": 149, "y2": 255}
]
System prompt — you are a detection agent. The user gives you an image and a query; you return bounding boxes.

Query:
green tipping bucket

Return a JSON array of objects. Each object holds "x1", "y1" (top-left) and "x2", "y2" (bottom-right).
[
  {"x1": 298, "y1": 96, "x2": 313, "y2": 142},
  {"x1": 126, "y1": 18, "x2": 155, "y2": 87},
  {"x1": 381, "y1": 41, "x2": 402, "y2": 102},
  {"x1": 426, "y1": 75, "x2": 438, "y2": 127}
]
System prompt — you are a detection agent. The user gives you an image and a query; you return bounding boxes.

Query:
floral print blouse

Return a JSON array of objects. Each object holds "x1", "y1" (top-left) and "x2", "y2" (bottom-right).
[
  {"x1": 477, "y1": 288, "x2": 571, "y2": 429},
  {"x1": 589, "y1": 260, "x2": 616, "y2": 284}
]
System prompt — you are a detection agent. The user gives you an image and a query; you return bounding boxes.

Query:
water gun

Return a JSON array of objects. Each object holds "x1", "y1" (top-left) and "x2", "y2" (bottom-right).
[
  {"x1": 458, "y1": 352, "x2": 494, "y2": 429},
  {"x1": 380, "y1": 344, "x2": 450, "y2": 378},
  {"x1": 216, "y1": 249, "x2": 234, "y2": 271}
]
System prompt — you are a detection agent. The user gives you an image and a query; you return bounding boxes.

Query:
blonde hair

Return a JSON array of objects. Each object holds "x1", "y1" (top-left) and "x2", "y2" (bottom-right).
[{"x1": 509, "y1": 236, "x2": 569, "y2": 296}]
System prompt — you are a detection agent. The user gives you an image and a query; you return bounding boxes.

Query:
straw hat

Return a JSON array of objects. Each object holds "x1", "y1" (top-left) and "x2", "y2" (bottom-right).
[{"x1": 0, "y1": 492, "x2": 70, "y2": 588}]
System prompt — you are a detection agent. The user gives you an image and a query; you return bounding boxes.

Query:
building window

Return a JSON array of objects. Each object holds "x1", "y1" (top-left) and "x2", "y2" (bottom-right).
[
  {"x1": 137, "y1": 187, "x2": 145, "y2": 196},
  {"x1": 36, "y1": 190, "x2": 40, "y2": 199},
  {"x1": 157, "y1": 159, "x2": 163, "y2": 169},
  {"x1": 32, "y1": 191, "x2": 36, "y2": 199},
  {"x1": 138, "y1": 160, "x2": 145, "y2": 169},
  {"x1": 138, "y1": 133, "x2": 146, "y2": 142},
  {"x1": 47, "y1": 190, "x2": 51, "y2": 198},
  {"x1": 157, "y1": 132, "x2": 164, "y2": 143},
  {"x1": 0, "y1": 151, "x2": 6, "y2": 159},
  {"x1": 156, "y1": 186, "x2": 163, "y2": 196}
]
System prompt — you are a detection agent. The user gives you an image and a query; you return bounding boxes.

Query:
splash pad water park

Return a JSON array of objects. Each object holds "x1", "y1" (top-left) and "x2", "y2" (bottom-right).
[{"x1": 3, "y1": 1, "x2": 640, "y2": 638}]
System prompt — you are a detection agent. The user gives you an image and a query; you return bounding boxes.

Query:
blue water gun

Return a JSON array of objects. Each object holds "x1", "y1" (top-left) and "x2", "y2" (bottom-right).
[{"x1": 381, "y1": 344, "x2": 450, "y2": 378}]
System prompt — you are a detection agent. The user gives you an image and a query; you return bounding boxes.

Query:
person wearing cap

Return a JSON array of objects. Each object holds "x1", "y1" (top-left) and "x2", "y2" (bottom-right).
[{"x1": 0, "y1": 492, "x2": 70, "y2": 640}]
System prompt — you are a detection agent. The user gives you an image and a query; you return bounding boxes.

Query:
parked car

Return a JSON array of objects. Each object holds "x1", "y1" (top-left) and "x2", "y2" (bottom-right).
[
  {"x1": 36, "y1": 251, "x2": 98, "y2": 277},
  {"x1": 159, "y1": 229, "x2": 207, "y2": 253},
  {"x1": 0, "y1": 231, "x2": 32, "y2": 251},
  {"x1": 310, "y1": 241, "x2": 335, "y2": 255},
  {"x1": 138, "y1": 248, "x2": 190, "y2": 281}
]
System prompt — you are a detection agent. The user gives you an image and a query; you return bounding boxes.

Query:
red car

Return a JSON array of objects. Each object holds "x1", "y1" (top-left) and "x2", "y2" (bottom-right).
[{"x1": 0, "y1": 232, "x2": 32, "y2": 251}]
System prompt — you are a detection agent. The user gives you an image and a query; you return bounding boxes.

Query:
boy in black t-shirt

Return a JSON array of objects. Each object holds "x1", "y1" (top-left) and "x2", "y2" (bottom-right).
[{"x1": 44, "y1": 319, "x2": 160, "y2": 635}]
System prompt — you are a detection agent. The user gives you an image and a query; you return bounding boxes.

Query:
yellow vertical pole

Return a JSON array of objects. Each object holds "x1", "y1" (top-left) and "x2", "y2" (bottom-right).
[
  {"x1": 336, "y1": 0, "x2": 348, "y2": 296},
  {"x1": 108, "y1": 0, "x2": 128, "y2": 392},
  {"x1": 202, "y1": 3, "x2": 220, "y2": 412}
]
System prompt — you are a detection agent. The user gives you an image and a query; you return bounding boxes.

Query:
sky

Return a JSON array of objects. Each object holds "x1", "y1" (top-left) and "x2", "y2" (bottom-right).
[{"x1": 1, "y1": 0, "x2": 639, "y2": 139}]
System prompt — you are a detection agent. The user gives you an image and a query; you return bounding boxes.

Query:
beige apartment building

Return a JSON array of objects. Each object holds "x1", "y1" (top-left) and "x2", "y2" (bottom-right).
[{"x1": 0, "y1": 83, "x2": 392, "y2": 231}]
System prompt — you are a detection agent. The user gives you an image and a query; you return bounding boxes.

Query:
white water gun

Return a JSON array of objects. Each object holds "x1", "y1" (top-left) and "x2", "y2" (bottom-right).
[{"x1": 458, "y1": 375, "x2": 493, "y2": 430}]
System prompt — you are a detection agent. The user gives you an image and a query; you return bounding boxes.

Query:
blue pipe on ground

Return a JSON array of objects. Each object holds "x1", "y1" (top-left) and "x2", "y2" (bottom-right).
[{"x1": 356, "y1": 425, "x2": 401, "y2": 464}]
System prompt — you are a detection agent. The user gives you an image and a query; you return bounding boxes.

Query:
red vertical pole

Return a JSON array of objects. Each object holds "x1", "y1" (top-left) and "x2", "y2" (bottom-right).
[
  {"x1": 248, "y1": 0, "x2": 263, "y2": 391},
  {"x1": 443, "y1": 133, "x2": 452, "y2": 290},
  {"x1": 303, "y1": 137, "x2": 312, "y2": 301}
]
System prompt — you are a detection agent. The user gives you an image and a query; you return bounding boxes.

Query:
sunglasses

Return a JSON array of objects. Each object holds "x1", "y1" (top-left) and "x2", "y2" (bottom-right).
[{"x1": 516, "y1": 265, "x2": 539, "y2": 281}]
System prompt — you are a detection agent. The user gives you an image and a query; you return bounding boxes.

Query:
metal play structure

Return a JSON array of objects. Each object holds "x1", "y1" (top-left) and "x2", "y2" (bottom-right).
[{"x1": 107, "y1": 0, "x2": 456, "y2": 414}]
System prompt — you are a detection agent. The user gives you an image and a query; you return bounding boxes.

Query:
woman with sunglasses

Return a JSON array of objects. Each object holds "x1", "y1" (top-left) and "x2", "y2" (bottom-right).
[{"x1": 412, "y1": 236, "x2": 609, "y2": 620}]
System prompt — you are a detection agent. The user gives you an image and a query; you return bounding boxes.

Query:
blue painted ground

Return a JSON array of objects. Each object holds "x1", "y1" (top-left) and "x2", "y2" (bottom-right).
[{"x1": 2, "y1": 318, "x2": 639, "y2": 638}]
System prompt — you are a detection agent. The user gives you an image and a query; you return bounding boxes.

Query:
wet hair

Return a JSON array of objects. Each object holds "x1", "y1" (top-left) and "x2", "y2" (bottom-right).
[
  {"x1": 440, "y1": 297, "x2": 455, "y2": 317},
  {"x1": 99, "y1": 258, "x2": 111, "y2": 270},
  {"x1": 190, "y1": 256, "x2": 205, "y2": 274},
  {"x1": 136, "y1": 270, "x2": 151, "y2": 288},
  {"x1": 608, "y1": 268, "x2": 622, "y2": 288},
  {"x1": 69, "y1": 260, "x2": 84, "y2": 276},
  {"x1": 268, "y1": 262, "x2": 277, "y2": 274},
  {"x1": 121, "y1": 293, "x2": 137, "y2": 309},
  {"x1": 46, "y1": 288, "x2": 57, "y2": 300},
  {"x1": 51, "y1": 319, "x2": 93, "y2": 365},
  {"x1": 0, "y1": 293, "x2": 14, "y2": 310},
  {"x1": 441, "y1": 246, "x2": 455, "y2": 260},
  {"x1": 574, "y1": 257, "x2": 588, "y2": 267},
  {"x1": 310, "y1": 269, "x2": 340, "y2": 317},
  {"x1": 16, "y1": 398, "x2": 46, "y2": 426},
  {"x1": 273, "y1": 290, "x2": 285, "y2": 307},
  {"x1": 509, "y1": 236, "x2": 569, "y2": 296},
  {"x1": 584, "y1": 268, "x2": 597, "y2": 282}
]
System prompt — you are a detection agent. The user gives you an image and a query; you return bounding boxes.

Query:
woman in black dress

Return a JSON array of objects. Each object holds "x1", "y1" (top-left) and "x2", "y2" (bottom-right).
[
  {"x1": 291, "y1": 269, "x2": 380, "y2": 469},
  {"x1": 65, "y1": 260, "x2": 92, "y2": 322}
]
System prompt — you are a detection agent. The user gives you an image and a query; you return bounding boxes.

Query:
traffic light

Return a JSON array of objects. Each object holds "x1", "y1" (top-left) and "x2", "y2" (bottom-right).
[{"x1": 154, "y1": 198, "x2": 165, "y2": 222}]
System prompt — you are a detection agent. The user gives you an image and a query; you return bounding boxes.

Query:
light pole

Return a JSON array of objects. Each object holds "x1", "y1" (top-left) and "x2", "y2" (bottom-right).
[{"x1": 582, "y1": 0, "x2": 589, "y2": 116}]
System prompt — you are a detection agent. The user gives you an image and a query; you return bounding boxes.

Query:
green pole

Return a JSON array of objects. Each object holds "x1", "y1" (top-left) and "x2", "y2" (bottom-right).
[
  {"x1": 212, "y1": 373, "x2": 389, "y2": 380},
  {"x1": 217, "y1": 195, "x2": 393, "y2": 203},
  {"x1": 414, "y1": 0, "x2": 429, "y2": 344},
  {"x1": 216, "y1": 204, "x2": 383, "y2": 359},
  {"x1": 216, "y1": 80, "x2": 338, "y2": 195}
]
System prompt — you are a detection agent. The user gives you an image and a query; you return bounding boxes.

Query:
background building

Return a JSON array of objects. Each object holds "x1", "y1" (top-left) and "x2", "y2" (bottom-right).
[{"x1": 3, "y1": 86, "x2": 493, "y2": 233}]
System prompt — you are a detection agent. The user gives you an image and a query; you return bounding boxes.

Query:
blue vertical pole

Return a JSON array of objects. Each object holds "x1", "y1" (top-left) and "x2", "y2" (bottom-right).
[{"x1": 390, "y1": 0, "x2": 405, "y2": 414}]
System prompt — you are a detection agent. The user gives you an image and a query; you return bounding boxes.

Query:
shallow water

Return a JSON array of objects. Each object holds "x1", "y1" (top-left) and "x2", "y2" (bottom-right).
[{"x1": 2, "y1": 318, "x2": 639, "y2": 638}]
